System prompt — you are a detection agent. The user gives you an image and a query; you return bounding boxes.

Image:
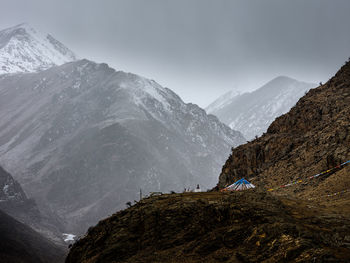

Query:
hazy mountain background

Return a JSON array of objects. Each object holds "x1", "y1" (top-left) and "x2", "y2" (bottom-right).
[
  {"x1": 0, "y1": 1, "x2": 350, "y2": 262},
  {"x1": 217, "y1": 60, "x2": 350, "y2": 202},
  {"x1": 206, "y1": 76, "x2": 316, "y2": 140},
  {"x1": 65, "y1": 54, "x2": 350, "y2": 263},
  {"x1": 0, "y1": 24, "x2": 245, "y2": 234}
]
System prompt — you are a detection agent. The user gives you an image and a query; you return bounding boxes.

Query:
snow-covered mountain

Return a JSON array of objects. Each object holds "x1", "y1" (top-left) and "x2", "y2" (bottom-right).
[
  {"x1": 205, "y1": 90, "x2": 240, "y2": 114},
  {"x1": 206, "y1": 76, "x2": 316, "y2": 140},
  {"x1": 0, "y1": 59, "x2": 245, "y2": 233},
  {"x1": 0, "y1": 23, "x2": 76, "y2": 74}
]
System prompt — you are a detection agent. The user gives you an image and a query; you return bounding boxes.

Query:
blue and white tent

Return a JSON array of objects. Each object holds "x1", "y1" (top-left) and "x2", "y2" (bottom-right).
[{"x1": 224, "y1": 178, "x2": 255, "y2": 191}]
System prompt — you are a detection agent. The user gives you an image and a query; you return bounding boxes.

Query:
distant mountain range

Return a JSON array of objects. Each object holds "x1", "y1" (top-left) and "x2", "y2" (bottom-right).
[
  {"x1": 205, "y1": 89, "x2": 240, "y2": 114},
  {"x1": 206, "y1": 76, "x2": 316, "y2": 140},
  {"x1": 0, "y1": 23, "x2": 76, "y2": 74},
  {"x1": 0, "y1": 24, "x2": 245, "y2": 234}
]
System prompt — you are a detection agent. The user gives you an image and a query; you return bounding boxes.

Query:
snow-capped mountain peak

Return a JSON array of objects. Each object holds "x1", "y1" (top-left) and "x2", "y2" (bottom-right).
[
  {"x1": 207, "y1": 76, "x2": 316, "y2": 140},
  {"x1": 0, "y1": 23, "x2": 77, "y2": 74}
]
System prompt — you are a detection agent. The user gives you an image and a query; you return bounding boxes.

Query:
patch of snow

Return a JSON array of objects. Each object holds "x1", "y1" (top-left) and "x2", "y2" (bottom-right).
[
  {"x1": 62, "y1": 233, "x2": 76, "y2": 242},
  {"x1": 3, "y1": 184, "x2": 9, "y2": 197}
]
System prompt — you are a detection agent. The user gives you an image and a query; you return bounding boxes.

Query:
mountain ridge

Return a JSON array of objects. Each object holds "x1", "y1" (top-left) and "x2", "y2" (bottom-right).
[
  {"x1": 0, "y1": 59, "x2": 245, "y2": 233},
  {"x1": 217, "y1": 61, "x2": 350, "y2": 201},
  {"x1": 0, "y1": 23, "x2": 77, "y2": 74},
  {"x1": 65, "y1": 59, "x2": 350, "y2": 263},
  {"x1": 0, "y1": 209, "x2": 65, "y2": 263},
  {"x1": 65, "y1": 191, "x2": 350, "y2": 263},
  {"x1": 0, "y1": 165, "x2": 65, "y2": 245},
  {"x1": 207, "y1": 76, "x2": 316, "y2": 139}
]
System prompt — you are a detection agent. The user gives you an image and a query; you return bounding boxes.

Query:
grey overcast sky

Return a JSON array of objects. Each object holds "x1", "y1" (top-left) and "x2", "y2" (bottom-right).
[{"x1": 1, "y1": 0, "x2": 350, "y2": 107}]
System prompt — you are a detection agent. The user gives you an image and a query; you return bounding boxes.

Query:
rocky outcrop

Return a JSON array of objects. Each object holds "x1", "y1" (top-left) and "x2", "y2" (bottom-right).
[
  {"x1": 0, "y1": 166, "x2": 65, "y2": 245},
  {"x1": 65, "y1": 191, "x2": 350, "y2": 262},
  {"x1": 0, "y1": 209, "x2": 65, "y2": 263},
  {"x1": 217, "y1": 61, "x2": 350, "y2": 199},
  {"x1": 0, "y1": 165, "x2": 27, "y2": 202}
]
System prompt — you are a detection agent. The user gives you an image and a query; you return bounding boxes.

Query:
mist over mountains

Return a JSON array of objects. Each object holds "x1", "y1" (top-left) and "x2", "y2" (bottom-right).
[
  {"x1": 0, "y1": 24, "x2": 245, "y2": 233},
  {"x1": 207, "y1": 76, "x2": 316, "y2": 140},
  {"x1": 218, "y1": 59, "x2": 350, "y2": 202},
  {"x1": 1, "y1": 18, "x2": 349, "y2": 263},
  {"x1": 67, "y1": 56, "x2": 350, "y2": 263}
]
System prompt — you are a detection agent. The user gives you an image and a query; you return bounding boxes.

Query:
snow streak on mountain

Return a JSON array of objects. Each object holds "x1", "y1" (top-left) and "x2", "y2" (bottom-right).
[
  {"x1": 0, "y1": 23, "x2": 76, "y2": 74},
  {"x1": 206, "y1": 76, "x2": 316, "y2": 140}
]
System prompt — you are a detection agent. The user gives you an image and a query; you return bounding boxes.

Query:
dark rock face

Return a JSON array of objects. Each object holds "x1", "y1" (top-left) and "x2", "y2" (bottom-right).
[
  {"x1": 0, "y1": 166, "x2": 65, "y2": 245},
  {"x1": 65, "y1": 192, "x2": 350, "y2": 263},
  {"x1": 0, "y1": 165, "x2": 27, "y2": 202},
  {"x1": 0, "y1": 59, "x2": 245, "y2": 233},
  {"x1": 217, "y1": 61, "x2": 350, "y2": 199},
  {"x1": 0, "y1": 165, "x2": 41, "y2": 228},
  {"x1": 0, "y1": 209, "x2": 65, "y2": 263}
]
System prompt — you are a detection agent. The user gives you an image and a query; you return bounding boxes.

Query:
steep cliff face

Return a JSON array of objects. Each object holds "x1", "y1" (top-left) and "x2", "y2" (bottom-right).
[
  {"x1": 0, "y1": 165, "x2": 27, "y2": 202},
  {"x1": 217, "y1": 61, "x2": 350, "y2": 199},
  {"x1": 0, "y1": 166, "x2": 65, "y2": 245},
  {"x1": 65, "y1": 192, "x2": 350, "y2": 263},
  {"x1": 0, "y1": 210, "x2": 65, "y2": 263}
]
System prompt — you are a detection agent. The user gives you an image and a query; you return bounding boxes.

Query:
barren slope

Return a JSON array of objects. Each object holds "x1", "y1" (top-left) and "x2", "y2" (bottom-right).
[
  {"x1": 66, "y1": 192, "x2": 350, "y2": 263},
  {"x1": 217, "y1": 61, "x2": 350, "y2": 201}
]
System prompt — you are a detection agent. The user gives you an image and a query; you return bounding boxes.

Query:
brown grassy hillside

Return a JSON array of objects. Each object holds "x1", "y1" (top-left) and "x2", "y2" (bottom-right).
[{"x1": 66, "y1": 192, "x2": 350, "y2": 263}]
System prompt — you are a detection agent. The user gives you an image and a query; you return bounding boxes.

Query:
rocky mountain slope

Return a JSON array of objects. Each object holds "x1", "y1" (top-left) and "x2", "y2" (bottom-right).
[
  {"x1": 66, "y1": 191, "x2": 350, "y2": 263},
  {"x1": 65, "y1": 60, "x2": 350, "y2": 263},
  {"x1": 217, "y1": 61, "x2": 350, "y2": 201},
  {"x1": 206, "y1": 76, "x2": 316, "y2": 140},
  {"x1": 0, "y1": 209, "x2": 65, "y2": 263},
  {"x1": 0, "y1": 166, "x2": 65, "y2": 244},
  {"x1": 0, "y1": 23, "x2": 76, "y2": 74},
  {"x1": 0, "y1": 165, "x2": 27, "y2": 202},
  {"x1": 0, "y1": 59, "x2": 245, "y2": 233}
]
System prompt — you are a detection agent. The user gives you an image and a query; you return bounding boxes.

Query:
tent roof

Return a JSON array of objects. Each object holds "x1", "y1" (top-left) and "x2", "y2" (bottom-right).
[
  {"x1": 234, "y1": 178, "x2": 251, "y2": 185},
  {"x1": 223, "y1": 178, "x2": 255, "y2": 191}
]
